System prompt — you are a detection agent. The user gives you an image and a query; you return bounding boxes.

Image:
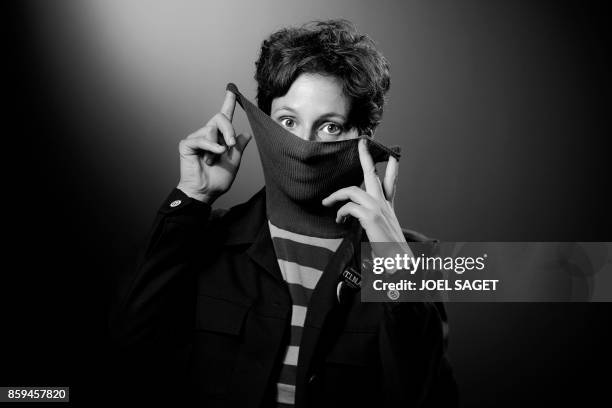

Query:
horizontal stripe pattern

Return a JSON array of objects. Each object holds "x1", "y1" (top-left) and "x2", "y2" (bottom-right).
[
  {"x1": 291, "y1": 305, "x2": 307, "y2": 327},
  {"x1": 269, "y1": 221, "x2": 345, "y2": 249},
  {"x1": 277, "y1": 260, "x2": 322, "y2": 290},
  {"x1": 269, "y1": 220, "x2": 343, "y2": 406},
  {"x1": 283, "y1": 346, "x2": 300, "y2": 366},
  {"x1": 271, "y1": 237, "x2": 336, "y2": 271},
  {"x1": 277, "y1": 383, "x2": 296, "y2": 404}
]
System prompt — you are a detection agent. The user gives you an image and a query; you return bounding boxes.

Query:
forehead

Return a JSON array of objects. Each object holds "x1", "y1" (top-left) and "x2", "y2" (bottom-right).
[{"x1": 272, "y1": 73, "x2": 351, "y2": 115}]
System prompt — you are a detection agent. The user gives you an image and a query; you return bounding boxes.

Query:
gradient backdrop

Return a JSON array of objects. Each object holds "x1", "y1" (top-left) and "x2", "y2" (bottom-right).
[{"x1": 6, "y1": 0, "x2": 611, "y2": 406}]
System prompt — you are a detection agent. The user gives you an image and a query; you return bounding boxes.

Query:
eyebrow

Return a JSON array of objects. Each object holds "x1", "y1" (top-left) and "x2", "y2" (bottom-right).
[{"x1": 273, "y1": 106, "x2": 347, "y2": 121}]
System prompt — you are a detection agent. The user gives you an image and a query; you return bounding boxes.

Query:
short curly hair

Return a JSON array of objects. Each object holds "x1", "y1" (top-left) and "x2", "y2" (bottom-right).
[{"x1": 254, "y1": 19, "x2": 391, "y2": 136}]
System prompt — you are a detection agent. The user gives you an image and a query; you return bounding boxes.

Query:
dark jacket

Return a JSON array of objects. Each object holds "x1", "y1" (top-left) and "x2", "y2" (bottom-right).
[{"x1": 109, "y1": 186, "x2": 458, "y2": 407}]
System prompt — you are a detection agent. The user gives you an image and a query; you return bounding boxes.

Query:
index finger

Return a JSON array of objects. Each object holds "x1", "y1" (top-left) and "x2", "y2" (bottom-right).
[
  {"x1": 383, "y1": 156, "x2": 399, "y2": 206},
  {"x1": 220, "y1": 90, "x2": 236, "y2": 122},
  {"x1": 358, "y1": 138, "x2": 385, "y2": 200}
]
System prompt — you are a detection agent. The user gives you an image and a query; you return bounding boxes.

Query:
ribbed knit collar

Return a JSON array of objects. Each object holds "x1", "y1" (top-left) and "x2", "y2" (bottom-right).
[{"x1": 226, "y1": 82, "x2": 401, "y2": 239}]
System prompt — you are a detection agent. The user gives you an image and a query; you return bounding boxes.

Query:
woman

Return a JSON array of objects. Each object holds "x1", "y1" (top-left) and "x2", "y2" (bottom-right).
[{"x1": 111, "y1": 19, "x2": 457, "y2": 407}]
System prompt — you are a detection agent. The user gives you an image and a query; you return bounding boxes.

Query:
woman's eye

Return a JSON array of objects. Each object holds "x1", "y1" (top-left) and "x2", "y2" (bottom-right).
[
  {"x1": 322, "y1": 123, "x2": 342, "y2": 135},
  {"x1": 281, "y1": 118, "x2": 295, "y2": 128}
]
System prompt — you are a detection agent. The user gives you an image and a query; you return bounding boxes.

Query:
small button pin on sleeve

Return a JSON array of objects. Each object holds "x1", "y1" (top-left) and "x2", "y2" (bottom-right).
[{"x1": 170, "y1": 199, "x2": 182, "y2": 208}]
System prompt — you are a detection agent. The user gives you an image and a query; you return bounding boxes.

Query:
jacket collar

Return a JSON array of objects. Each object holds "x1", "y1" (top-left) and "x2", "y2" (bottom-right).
[{"x1": 219, "y1": 186, "x2": 365, "y2": 285}]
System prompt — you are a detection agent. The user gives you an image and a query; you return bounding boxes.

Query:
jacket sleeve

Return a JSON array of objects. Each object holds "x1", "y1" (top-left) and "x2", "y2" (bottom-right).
[{"x1": 108, "y1": 188, "x2": 222, "y2": 353}]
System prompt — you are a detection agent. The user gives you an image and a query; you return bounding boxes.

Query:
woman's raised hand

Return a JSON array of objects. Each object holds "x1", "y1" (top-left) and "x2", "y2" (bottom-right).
[{"x1": 177, "y1": 89, "x2": 252, "y2": 204}]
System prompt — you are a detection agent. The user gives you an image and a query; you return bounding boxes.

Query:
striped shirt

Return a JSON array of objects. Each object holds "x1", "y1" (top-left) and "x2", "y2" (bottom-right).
[{"x1": 268, "y1": 220, "x2": 344, "y2": 407}]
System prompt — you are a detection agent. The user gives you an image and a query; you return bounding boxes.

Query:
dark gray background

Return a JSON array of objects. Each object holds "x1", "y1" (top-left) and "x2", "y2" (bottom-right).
[{"x1": 5, "y1": 0, "x2": 611, "y2": 406}]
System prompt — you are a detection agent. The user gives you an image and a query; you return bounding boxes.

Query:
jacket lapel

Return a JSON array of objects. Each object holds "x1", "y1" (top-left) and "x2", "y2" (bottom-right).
[
  {"x1": 220, "y1": 187, "x2": 285, "y2": 283},
  {"x1": 245, "y1": 218, "x2": 285, "y2": 283}
]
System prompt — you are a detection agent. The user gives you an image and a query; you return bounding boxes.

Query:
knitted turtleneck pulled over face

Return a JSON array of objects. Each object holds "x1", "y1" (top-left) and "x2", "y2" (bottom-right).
[{"x1": 226, "y1": 82, "x2": 401, "y2": 238}]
